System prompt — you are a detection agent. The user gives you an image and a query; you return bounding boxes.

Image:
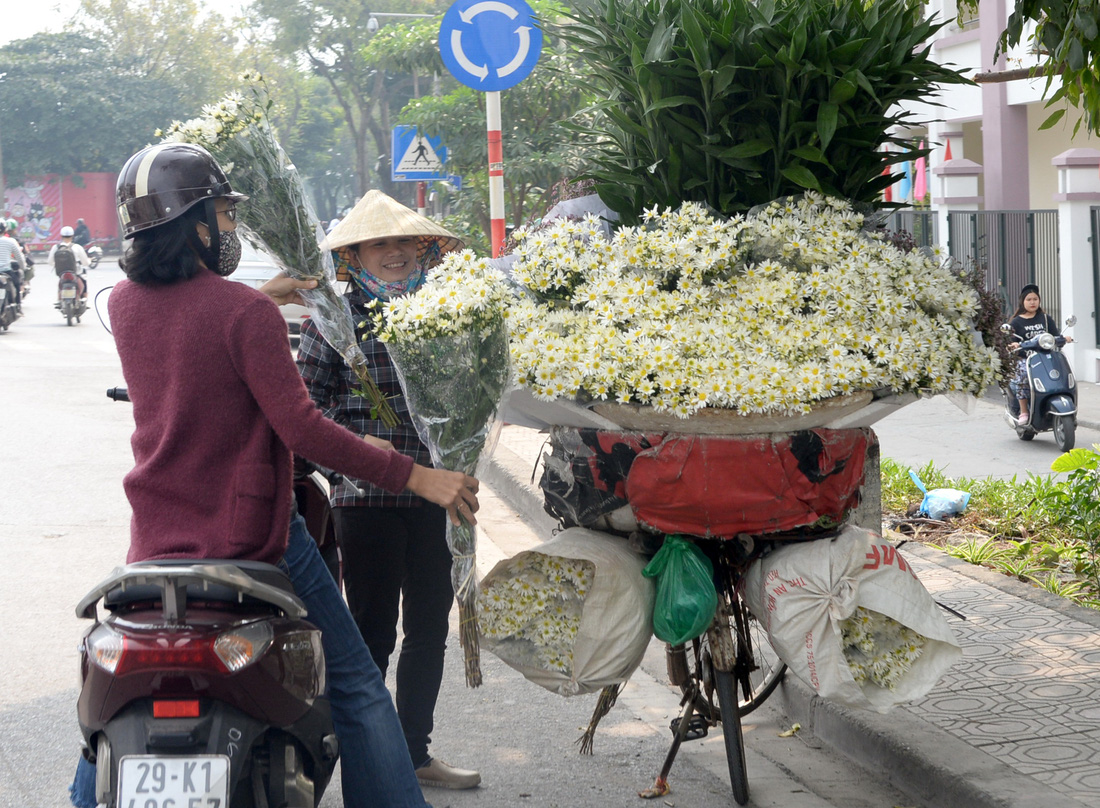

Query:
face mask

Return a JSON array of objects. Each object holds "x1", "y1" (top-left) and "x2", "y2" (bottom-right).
[{"x1": 211, "y1": 229, "x2": 242, "y2": 276}]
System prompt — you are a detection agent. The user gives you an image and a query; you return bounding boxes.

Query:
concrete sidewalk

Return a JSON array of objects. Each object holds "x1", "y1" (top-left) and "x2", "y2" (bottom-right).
[{"x1": 481, "y1": 420, "x2": 1100, "y2": 808}]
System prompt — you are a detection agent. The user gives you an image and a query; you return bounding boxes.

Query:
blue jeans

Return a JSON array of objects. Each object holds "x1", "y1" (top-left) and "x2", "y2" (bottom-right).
[{"x1": 71, "y1": 512, "x2": 428, "y2": 808}]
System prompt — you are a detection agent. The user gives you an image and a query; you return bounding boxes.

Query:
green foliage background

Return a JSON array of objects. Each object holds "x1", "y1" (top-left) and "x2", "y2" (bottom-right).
[{"x1": 557, "y1": 0, "x2": 969, "y2": 222}]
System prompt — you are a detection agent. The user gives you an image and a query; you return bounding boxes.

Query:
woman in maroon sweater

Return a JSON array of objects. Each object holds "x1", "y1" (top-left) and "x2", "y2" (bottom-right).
[{"x1": 72, "y1": 143, "x2": 467, "y2": 808}]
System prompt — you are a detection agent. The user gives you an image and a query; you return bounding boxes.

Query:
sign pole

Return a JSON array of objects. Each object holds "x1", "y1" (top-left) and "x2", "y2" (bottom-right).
[
  {"x1": 487, "y1": 91, "x2": 505, "y2": 257},
  {"x1": 417, "y1": 181, "x2": 428, "y2": 216}
]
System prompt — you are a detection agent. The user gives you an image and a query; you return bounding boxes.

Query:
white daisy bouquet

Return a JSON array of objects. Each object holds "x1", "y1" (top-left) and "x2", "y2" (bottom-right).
[
  {"x1": 159, "y1": 74, "x2": 398, "y2": 426},
  {"x1": 508, "y1": 194, "x2": 1000, "y2": 419},
  {"x1": 840, "y1": 606, "x2": 927, "y2": 691},
  {"x1": 379, "y1": 251, "x2": 514, "y2": 687},
  {"x1": 477, "y1": 553, "x2": 594, "y2": 676}
]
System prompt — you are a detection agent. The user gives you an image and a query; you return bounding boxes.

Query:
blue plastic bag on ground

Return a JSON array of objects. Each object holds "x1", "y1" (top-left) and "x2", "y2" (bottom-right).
[
  {"x1": 908, "y1": 471, "x2": 970, "y2": 520},
  {"x1": 642, "y1": 535, "x2": 718, "y2": 645}
]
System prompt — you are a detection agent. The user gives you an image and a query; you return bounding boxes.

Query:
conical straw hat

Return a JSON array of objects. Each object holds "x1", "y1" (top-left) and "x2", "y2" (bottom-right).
[{"x1": 320, "y1": 190, "x2": 463, "y2": 277}]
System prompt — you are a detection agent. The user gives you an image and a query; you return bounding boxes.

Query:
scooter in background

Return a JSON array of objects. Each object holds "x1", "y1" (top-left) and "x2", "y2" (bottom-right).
[
  {"x1": 1000, "y1": 315, "x2": 1078, "y2": 451},
  {"x1": 58, "y1": 270, "x2": 88, "y2": 326},
  {"x1": 0, "y1": 263, "x2": 21, "y2": 331}
]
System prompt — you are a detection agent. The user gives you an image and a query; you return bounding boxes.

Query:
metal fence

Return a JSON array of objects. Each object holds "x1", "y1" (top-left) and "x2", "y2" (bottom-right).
[
  {"x1": 881, "y1": 210, "x2": 938, "y2": 249},
  {"x1": 946, "y1": 210, "x2": 1060, "y2": 324},
  {"x1": 1090, "y1": 207, "x2": 1100, "y2": 344}
]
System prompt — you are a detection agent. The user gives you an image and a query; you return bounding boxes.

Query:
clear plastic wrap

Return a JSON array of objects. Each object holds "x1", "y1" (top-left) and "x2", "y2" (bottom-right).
[
  {"x1": 386, "y1": 320, "x2": 510, "y2": 686},
  {"x1": 161, "y1": 81, "x2": 397, "y2": 425}
]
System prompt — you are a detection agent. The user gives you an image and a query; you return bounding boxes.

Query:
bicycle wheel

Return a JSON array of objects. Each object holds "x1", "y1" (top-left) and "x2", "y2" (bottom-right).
[
  {"x1": 732, "y1": 596, "x2": 786, "y2": 714},
  {"x1": 667, "y1": 600, "x2": 786, "y2": 719},
  {"x1": 715, "y1": 668, "x2": 750, "y2": 806}
]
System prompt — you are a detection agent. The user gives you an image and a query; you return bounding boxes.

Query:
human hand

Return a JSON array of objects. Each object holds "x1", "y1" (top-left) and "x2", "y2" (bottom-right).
[
  {"x1": 405, "y1": 466, "x2": 480, "y2": 526},
  {"x1": 1008, "y1": 342, "x2": 1019, "y2": 351},
  {"x1": 363, "y1": 434, "x2": 395, "y2": 452},
  {"x1": 258, "y1": 273, "x2": 318, "y2": 306}
]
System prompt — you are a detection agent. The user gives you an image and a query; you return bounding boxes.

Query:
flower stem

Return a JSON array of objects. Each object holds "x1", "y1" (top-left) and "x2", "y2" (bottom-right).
[{"x1": 348, "y1": 355, "x2": 400, "y2": 428}]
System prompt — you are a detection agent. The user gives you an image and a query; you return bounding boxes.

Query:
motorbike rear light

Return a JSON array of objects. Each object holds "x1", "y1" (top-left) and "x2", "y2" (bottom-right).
[
  {"x1": 153, "y1": 700, "x2": 201, "y2": 718},
  {"x1": 60, "y1": 271, "x2": 77, "y2": 282},
  {"x1": 213, "y1": 621, "x2": 273, "y2": 672},
  {"x1": 113, "y1": 634, "x2": 229, "y2": 676}
]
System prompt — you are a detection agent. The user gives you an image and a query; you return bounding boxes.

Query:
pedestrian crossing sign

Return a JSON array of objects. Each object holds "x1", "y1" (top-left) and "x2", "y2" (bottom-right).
[{"x1": 392, "y1": 126, "x2": 449, "y2": 182}]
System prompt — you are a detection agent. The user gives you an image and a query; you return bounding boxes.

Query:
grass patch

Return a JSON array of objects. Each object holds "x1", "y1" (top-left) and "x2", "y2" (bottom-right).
[{"x1": 882, "y1": 457, "x2": 1099, "y2": 608}]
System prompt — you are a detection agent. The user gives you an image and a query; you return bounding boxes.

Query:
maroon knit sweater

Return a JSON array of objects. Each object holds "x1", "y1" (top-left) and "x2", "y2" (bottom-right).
[{"x1": 110, "y1": 268, "x2": 414, "y2": 564}]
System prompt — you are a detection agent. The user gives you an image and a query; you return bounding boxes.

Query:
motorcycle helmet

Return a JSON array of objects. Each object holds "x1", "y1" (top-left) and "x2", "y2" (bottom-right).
[
  {"x1": 116, "y1": 143, "x2": 247, "y2": 238},
  {"x1": 60, "y1": 226, "x2": 75, "y2": 237}
]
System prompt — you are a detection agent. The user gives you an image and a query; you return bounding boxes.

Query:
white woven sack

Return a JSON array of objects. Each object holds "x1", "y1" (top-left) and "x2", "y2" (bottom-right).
[
  {"x1": 479, "y1": 527, "x2": 655, "y2": 696},
  {"x1": 742, "y1": 525, "x2": 961, "y2": 712}
]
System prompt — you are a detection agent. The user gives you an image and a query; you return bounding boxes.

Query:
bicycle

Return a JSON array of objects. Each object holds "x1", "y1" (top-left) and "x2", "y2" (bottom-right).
[{"x1": 648, "y1": 531, "x2": 829, "y2": 806}]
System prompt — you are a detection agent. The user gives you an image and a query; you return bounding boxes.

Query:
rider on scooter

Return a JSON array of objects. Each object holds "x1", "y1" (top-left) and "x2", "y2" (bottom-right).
[
  {"x1": 0, "y1": 225, "x2": 26, "y2": 314},
  {"x1": 49, "y1": 225, "x2": 90, "y2": 301},
  {"x1": 1006, "y1": 283, "x2": 1072, "y2": 425}
]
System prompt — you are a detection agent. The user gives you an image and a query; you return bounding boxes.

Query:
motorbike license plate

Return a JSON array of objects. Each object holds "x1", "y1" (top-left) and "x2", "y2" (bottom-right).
[
  {"x1": 61, "y1": 288, "x2": 76, "y2": 299},
  {"x1": 118, "y1": 755, "x2": 230, "y2": 808}
]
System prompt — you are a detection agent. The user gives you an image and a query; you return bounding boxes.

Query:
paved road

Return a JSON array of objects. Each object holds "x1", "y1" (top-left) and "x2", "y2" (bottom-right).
[
  {"x1": 0, "y1": 263, "x2": 1069, "y2": 808},
  {"x1": 870, "y1": 393, "x2": 1100, "y2": 481}
]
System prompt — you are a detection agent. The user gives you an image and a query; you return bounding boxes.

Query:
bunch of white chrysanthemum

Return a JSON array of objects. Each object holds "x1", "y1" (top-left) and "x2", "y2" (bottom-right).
[
  {"x1": 380, "y1": 250, "x2": 512, "y2": 342},
  {"x1": 477, "y1": 553, "x2": 594, "y2": 674},
  {"x1": 840, "y1": 606, "x2": 927, "y2": 691},
  {"x1": 508, "y1": 193, "x2": 999, "y2": 418}
]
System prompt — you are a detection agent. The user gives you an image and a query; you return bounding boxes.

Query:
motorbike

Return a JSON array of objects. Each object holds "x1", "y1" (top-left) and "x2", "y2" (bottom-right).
[
  {"x1": 1000, "y1": 315, "x2": 1078, "y2": 450},
  {"x1": 76, "y1": 560, "x2": 339, "y2": 808},
  {"x1": 293, "y1": 458, "x2": 349, "y2": 588},
  {"x1": 74, "y1": 386, "x2": 346, "y2": 808},
  {"x1": 88, "y1": 244, "x2": 103, "y2": 269},
  {"x1": 12, "y1": 250, "x2": 33, "y2": 296},
  {"x1": 0, "y1": 264, "x2": 21, "y2": 331},
  {"x1": 58, "y1": 269, "x2": 88, "y2": 325}
]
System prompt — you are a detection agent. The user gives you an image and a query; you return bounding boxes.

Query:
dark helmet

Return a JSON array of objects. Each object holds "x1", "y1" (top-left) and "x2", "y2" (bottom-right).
[{"x1": 116, "y1": 143, "x2": 246, "y2": 237}]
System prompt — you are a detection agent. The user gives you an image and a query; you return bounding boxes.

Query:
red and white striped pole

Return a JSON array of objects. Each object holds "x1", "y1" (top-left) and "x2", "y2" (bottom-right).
[
  {"x1": 486, "y1": 91, "x2": 505, "y2": 257},
  {"x1": 417, "y1": 181, "x2": 428, "y2": 216}
]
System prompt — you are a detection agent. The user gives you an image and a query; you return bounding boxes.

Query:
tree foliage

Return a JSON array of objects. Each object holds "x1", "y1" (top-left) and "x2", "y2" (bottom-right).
[
  {"x1": 556, "y1": 0, "x2": 968, "y2": 222},
  {"x1": 986, "y1": 0, "x2": 1100, "y2": 135},
  {"x1": 77, "y1": 0, "x2": 242, "y2": 112},
  {"x1": 253, "y1": 0, "x2": 448, "y2": 197},
  {"x1": 398, "y1": 41, "x2": 592, "y2": 240},
  {"x1": 0, "y1": 33, "x2": 183, "y2": 180}
]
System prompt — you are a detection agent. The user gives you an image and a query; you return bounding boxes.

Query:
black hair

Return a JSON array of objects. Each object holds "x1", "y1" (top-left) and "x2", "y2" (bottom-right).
[
  {"x1": 119, "y1": 205, "x2": 210, "y2": 285},
  {"x1": 1011, "y1": 286, "x2": 1045, "y2": 319}
]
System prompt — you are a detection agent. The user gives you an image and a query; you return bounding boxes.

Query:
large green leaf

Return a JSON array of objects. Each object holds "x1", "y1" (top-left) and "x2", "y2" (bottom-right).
[
  {"x1": 817, "y1": 101, "x2": 839, "y2": 149},
  {"x1": 781, "y1": 164, "x2": 822, "y2": 191}
]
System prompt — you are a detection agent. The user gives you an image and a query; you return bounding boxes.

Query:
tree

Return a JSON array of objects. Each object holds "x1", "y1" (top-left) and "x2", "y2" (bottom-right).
[
  {"x1": 966, "y1": 0, "x2": 1100, "y2": 135},
  {"x1": 399, "y1": 45, "x2": 591, "y2": 238},
  {"x1": 0, "y1": 33, "x2": 183, "y2": 180},
  {"x1": 252, "y1": 0, "x2": 448, "y2": 197},
  {"x1": 76, "y1": 0, "x2": 244, "y2": 113},
  {"x1": 392, "y1": 3, "x2": 594, "y2": 244}
]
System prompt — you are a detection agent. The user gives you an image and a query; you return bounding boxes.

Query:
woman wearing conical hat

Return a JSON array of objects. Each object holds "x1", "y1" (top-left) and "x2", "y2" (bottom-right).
[{"x1": 297, "y1": 191, "x2": 481, "y2": 791}]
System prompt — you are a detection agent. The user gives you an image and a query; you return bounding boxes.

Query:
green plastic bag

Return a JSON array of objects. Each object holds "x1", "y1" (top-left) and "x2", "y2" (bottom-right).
[{"x1": 642, "y1": 535, "x2": 719, "y2": 645}]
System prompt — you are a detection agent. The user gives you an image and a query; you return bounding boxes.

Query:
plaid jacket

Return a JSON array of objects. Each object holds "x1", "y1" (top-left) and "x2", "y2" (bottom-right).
[{"x1": 296, "y1": 287, "x2": 430, "y2": 508}]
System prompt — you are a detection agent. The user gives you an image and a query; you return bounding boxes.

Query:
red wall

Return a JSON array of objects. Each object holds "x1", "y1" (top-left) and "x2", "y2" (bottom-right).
[{"x1": 2, "y1": 173, "x2": 120, "y2": 252}]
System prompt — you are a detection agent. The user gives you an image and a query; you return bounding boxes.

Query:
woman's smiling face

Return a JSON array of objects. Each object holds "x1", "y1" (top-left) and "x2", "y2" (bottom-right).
[{"x1": 355, "y1": 236, "x2": 418, "y2": 282}]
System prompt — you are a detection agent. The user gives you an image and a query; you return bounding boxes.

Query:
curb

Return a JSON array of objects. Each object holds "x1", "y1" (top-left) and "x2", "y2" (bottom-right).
[
  {"x1": 481, "y1": 450, "x2": 1083, "y2": 808},
  {"x1": 776, "y1": 672, "x2": 1078, "y2": 808}
]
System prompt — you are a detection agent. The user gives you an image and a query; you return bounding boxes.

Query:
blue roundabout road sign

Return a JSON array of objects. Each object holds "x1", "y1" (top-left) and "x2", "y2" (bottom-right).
[{"x1": 439, "y1": 0, "x2": 543, "y2": 92}]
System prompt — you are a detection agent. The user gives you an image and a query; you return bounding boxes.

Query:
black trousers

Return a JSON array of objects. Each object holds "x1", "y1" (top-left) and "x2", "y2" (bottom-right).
[{"x1": 333, "y1": 504, "x2": 453, "y2": 769}]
